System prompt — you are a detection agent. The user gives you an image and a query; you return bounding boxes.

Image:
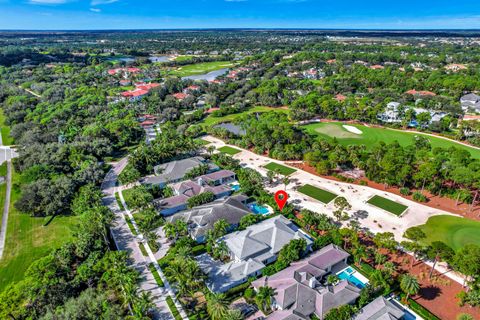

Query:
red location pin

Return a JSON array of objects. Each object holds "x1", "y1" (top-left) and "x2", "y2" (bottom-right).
[{"x1": 274, "y1": 190, "x2": 288, "y2": 211}]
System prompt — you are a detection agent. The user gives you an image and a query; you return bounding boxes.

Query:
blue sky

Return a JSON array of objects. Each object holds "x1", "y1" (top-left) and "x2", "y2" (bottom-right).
[{"x1": 1, "y1": 0, "x2": 480, "y2": 30}]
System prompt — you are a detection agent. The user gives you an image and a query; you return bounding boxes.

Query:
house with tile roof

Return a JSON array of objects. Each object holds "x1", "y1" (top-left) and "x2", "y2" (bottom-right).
[
  {"x1": 353, "y1": 296, "x2": 405, "y2": 320},
  {"x1": 166, "y1": 196, "x2": 250, "y2": 242},
  {"x1": 251, "y1": 244, "x2": 360, "y2": 320},
  {"x1": 196, "y1": 215, "x2": 313, "y2": 293}
]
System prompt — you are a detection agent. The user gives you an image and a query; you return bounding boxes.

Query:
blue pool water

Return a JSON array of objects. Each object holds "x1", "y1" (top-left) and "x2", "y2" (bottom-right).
[
  {"x1": 249, "y1": 203, "x2": 270, "y2": 215},
  {"x1": 337, "y1": 267, "x2": 367, "y2": 289},
  {"x1": 231, "y1": 184, "x2": 241, "y2": 191}
]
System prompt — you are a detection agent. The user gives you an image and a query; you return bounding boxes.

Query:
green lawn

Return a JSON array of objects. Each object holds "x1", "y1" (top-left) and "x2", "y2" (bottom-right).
[
  {"x1": 174, "y1": 55, "x2": 194, "y2": 62},
  {"x1": 218, "y1": 146, "x2": 241, "y2": 155},
  {"x1": 0, "y1": 109, "x2": 14, "y2": 146},
  {"x1": 168, "y1": 61, "x2": 236, "y2": 77},
  {"x1": 195, "y1": 138, "x2": 211, "y2": 146},
  {"x1": 411, "y1": 215, "x2": 480, "y2": 251},
  {"x1": 202, "y1": 106, "x2": 288, "y2": 127},
  {"x1": 0, "y1": 168, "x2": 79, "y2": 291},
  {"x1": 297, "y1": 184, "x2": 337, "y2": 204},
  {"x1": 367, "y1": 195, "x2": 408, "y2": 216},
  {"x1": 264, "y1": 162, "x2": 297, "y2": 176},
  {"x1": 302, "y1": 122, "x2": 480, "y2": 159}
]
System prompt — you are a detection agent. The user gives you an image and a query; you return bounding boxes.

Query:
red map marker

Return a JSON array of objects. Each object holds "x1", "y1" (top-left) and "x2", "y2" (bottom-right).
[{"x1": 274, "y1": 190, "x2": 288, "y2": 211}]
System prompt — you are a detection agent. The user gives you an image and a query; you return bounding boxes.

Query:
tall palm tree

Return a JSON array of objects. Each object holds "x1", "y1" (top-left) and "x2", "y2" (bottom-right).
[
  {"x1": 132, "y1": 291, "x2": 155, "y2": 319},
  {"x1": 223, "y1": 309, "x2": 244, "y2": 320},
  {"x1": 255, "y1": 286, "x2": 277, "y2": 313},
  {"x1": 163, "y1": 222, "x2": 176, "y2": 240},
  {"x1": 400, "y1": 274, "x2": 420, "y2": 302},
  {"x1": 206, "y1": 293, "x2": 229, "y2": 320}
]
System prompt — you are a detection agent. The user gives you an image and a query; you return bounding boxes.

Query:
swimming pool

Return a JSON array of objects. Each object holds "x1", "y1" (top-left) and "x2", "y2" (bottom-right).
[
  {"x1": 230, "y1": 184, "x2": 241, "y2": 191},
  {"x1": 249, "y1": 203, "x2": 270, "y2": 215},
  {"x1": 336, "y1": 267, "x2": 369, "y2": 289}
]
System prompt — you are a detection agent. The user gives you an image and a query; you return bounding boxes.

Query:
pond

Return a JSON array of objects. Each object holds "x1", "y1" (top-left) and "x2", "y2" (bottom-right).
[
  {"x1": 149, "y1": 55, "x2": 173, "y2": 63},
  {"x1": 214, "y1": 123, "x2": 246, "y2": 136},
  {"x1": 182, "y1": 68, "x2": 229, "y2": 81}
]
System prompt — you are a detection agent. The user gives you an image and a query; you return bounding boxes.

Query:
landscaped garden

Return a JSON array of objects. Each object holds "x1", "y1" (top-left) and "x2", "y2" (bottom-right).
[
  {"x1": 218, "y1": 146, "x2": 242, "y2": 155},
  {"x1": 302, "y1": 122, "x2": 480, "y2": 159},
  {"x1": 408, "y1": 215, "x2": 480, "y2": 251},
  {"x1": 263, "y1": 162, "x2": 297, "y2": 176},
  {"x1": 367, "y1": 195, "x2": 408, "y2": 216},
  {"x1": 297, "y1": 184, "x2": 337, "y2": 204}
]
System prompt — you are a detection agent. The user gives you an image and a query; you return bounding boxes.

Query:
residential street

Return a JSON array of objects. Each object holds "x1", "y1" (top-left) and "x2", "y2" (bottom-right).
[
  {"x1": 101, "y1": 158, "x2": 186, "y2": 320},
  {"x1": 0, "y1": 161, "x2": 12, "y2": 259}
]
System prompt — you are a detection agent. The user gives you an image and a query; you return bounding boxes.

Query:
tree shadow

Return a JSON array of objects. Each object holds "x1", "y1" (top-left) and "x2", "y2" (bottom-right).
[
  {"x1": 418, "y1": 285, "x2": 442, "y2": 300},
  {"x1": 353, "y1": 210, "x2": 369, "y2": 220}
]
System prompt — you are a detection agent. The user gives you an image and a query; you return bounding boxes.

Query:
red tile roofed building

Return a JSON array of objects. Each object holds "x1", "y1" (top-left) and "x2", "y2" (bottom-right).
[
  {"x1": 136, "y1": 83, "x2": 160, "y2": 91},
  {"x1": 209, "y1": 79, "x2": 223, "y2": 84},
  {"x1": 140, "y1": 120, "x2": 156, "y2": 128},
  {"x1": 406, "y1": 89, "x2": 436, "y2": 97},
  {"x1": 121, "y1": 89, "x2": 149, "y2": 101},
  {"x1": 335, "y1": 94, "x2": 347, "y2": 102},
  {"x1": 173, "y1": 92, "x2": 188, "y2": 100},
  {"x1": 206, "y1": 107, "x2": 220, "y2": 114},
  {"x1": 183, "y1": 85, "x2": 200, "y2": 93},
  {"x1": 108, "y1": 67, "x2": 141, "y2": 76},
  {"x1": 326, "y1": 59, "x2": 336, "y2": 64},
  {"x1": 370, "y1": 65, "x2": 384, "y2": 70}
]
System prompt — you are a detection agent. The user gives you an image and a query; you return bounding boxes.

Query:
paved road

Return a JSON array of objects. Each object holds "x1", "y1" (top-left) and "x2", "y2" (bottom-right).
[
  {"x1": 0, "y1": 147, "x2": 18, "y2": 165},
  {"x1": 102, "y1": 158, "x2": 187, "y2": 320},
  {"x1": 0, "y1": 161, "x2": 12, "y2": 259}
]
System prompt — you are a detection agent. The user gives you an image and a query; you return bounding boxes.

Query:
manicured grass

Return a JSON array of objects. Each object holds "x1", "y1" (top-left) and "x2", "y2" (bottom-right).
[
  {"x1": 148, "y1": 263, "x2": 164, "y2": 287},
  {"x1": 202, "y1": 106, "x2": 288, "y2": 127},
  {"x1": 114, "y1": 192, "x2": 125, "y2": 210},
  {"x1": 125, "y1": 217, "x2": 138, "y2": 236},
  {"x1": 297, "y1": 184, "x2": 338, "y2": 204},
  {"x1": 195, "y1": 138, "x2": 210, "y2": 146},
  {"x1": 0, "y1": 109, "x2": 14, "y2": 146},
  {"x1": 263, "y1": 162, "x2": 297, "y2": 176},
  {"x1": 139, "y1": 242, "x2": 148, "y2": 256},
  {"x1": 169, "y1": 61, "x2": 236, "y2": 77},
  {"x1": 218, "y1": 146, "x2": 241, "y2": 155},
  {"x1": 411, "y1": 215, "x2": 480, "y2": 251},
  {"x1": 367, "y1": 195, "x2": 408, "y2": 216},
  {"x1": 174, "y1": 55, "x2": 194, "y2": 62},
  {"x1": 0, "y1": 167, "x2": 79, "y2": 291},
  {"x1": 302, "y1": 122, "x2": 480, "y2": 160},
  {"x1": 166, "y1": 296, "x2": 183, "y2": 320},
  {"x1": 0, "y1": 163, "x2": 7, "y2": 177}
]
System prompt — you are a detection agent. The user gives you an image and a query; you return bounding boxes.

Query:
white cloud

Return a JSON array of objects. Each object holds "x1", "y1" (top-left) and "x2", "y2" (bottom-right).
[
  {"x1": 90, "y1": 7, "x2": 101, "y2": 12},
  {"x1": 90, "y1": 0, "x2": 118, "y2": 5}
]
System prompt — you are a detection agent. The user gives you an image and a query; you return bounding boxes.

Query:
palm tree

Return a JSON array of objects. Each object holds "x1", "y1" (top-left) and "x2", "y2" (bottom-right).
[
  {"x1": 207, "y1": 145, "x2": 216, "y2": 156},
  {"x1": 382, "y1": 261, "x2": 397, "y2": 276},
  {"x1": 213, "y1": 219, "x2": 229, "y2": 239},
  {"x1": 352, "y1": 244, "x2": 368, "y2": 266},
  {"x1": 175, "y1": 219, "x2": 188, "y2": 237},
  {"x1": 282, "y1": 175, "x2": 290, "y2": 191},
  {"x1": 223, "y1": 309, "x2": 244, "y2": 320},
  {"x1": 132, "y1": 291, "x2": 155, "y2": 319},
  {"x1": 400, "y1": 274, "x2": 420, "y2": 302},
  {"x1": 206, "y1": 293, "x2": 229, "y2": 320},
  {"x1": 255, "y1": 286, "x2": 277, "y2": 313},
  {"x1": 163, "y1": 222, "x2": 176, "y2": 240},
  {"x1": 213, "y1": 240, "x2": 229, "y2": 261}
]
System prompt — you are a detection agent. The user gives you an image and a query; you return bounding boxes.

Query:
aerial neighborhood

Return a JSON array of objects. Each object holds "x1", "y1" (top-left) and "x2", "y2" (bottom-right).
[{"x1": 1, "y1": 28, "x2": 480, "y2": 320}]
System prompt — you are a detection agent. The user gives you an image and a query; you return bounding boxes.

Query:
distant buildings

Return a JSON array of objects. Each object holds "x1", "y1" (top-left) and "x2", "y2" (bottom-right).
[
  {"x1": 461, "y1": 93, "x2": 480, "y2": 113},
  {"x1": 196, "y1": 215, "x2": 313, "y2": 293},
  {"x1": 405, "y1": 89, "x2": 436, "y2": 97}
]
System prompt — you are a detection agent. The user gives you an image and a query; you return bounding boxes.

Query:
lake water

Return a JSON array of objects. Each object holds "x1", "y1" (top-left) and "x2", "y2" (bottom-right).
[
  {"x1": 107, "y1": 56, "x2": 136, "y2": 63},
  {"x1": 214, "y1": 122, "x2": 246, "y2": 136},
  {"x1": 149, "y1": 56, "x2": 172, "y2": 63},
  {"x1": 182, "y1": 68, "x2": 229, "y2": 81}
]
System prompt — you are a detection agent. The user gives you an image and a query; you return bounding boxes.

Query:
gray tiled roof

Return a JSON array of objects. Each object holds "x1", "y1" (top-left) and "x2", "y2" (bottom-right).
[
  {"x1": 167, "y1": 197, "x2": 250, "y2": 239},
  {"x1": 353, "y1": 296, "x2": 405, "y2": 320},
  {"x1": 223, "y1": 215, "x2": 312, "y2": 261}
]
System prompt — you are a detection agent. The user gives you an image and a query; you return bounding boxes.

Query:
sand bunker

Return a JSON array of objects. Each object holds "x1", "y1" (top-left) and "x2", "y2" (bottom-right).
[{"x1": 342, "y1": 125, "x2": 363, "y2": 135}]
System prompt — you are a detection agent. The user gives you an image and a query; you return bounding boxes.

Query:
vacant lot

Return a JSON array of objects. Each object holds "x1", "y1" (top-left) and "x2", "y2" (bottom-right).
[
  {"x1": 411, "y1": 215, "x2": 480, "y2": 251},
  {"x1": 303, "y1": 122, "x2": 480, "y2": 159},
  {"x1": 169, "y1": 61, "x2": 235, "y2": 77},
  {"x1": 202, "y1": 106, "x2": 289, "y2": 127},
  {"x1": 367, "y1": 195, "x2": 408, "y2": 216},
  {"x1": 0, "y1": 168, "x2": 78, "y2": 291},
  {"x1": 218, "y1": 146, "x2": 241, "y2": 155},
  {"x1": 298, "y1": 184, "x2": 338, "y2": 204},
  {"x1": 264, "y1": 162, "x2": 297, "y2": 176}
]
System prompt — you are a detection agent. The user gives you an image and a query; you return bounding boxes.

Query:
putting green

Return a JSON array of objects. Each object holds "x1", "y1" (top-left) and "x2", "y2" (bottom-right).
[
  {"x1": 302, "y1": 122, "x2": 480, "y2": 159},
  {"x1": 410, "y1": 215, "x2": 480, "y2": 251}
]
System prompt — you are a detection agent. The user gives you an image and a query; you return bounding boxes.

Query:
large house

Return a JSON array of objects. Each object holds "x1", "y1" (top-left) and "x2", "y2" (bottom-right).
[
  {"x1": 196, "y1": 215, "x2": 313, "y2": 293},
  {"x1": 142, "y1": 156, "x2": 219, "y2": 187},
  {"x1": 251, "y1": 244, "x2": 359, "y2": 320},
  {"x1": 166, "y1": 195, "x2": 250, "y2": 243},
  {"x1": 377, "y1": 102, "x2": 402, "y2": 123},
  {"x1": 461, "y1": 93, "x2": 480, "y2": 113},
  {"x1": 153, "y1": 169, "x2": 236, "y2": 216},
  {"x1": 353, "y1": 296, "x2": 405, "y2": 320}
]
